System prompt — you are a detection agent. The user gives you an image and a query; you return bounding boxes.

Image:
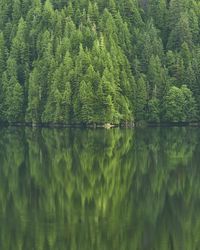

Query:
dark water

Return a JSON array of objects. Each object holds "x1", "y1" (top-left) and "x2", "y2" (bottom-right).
[{"x1": 0, "y1": 127, "x2": 200, "y2": 250}]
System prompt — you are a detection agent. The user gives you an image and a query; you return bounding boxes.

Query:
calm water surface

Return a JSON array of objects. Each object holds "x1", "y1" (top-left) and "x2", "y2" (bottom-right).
[{"x1": 0, "y1": 127, "x2": 199, "y2": 250}]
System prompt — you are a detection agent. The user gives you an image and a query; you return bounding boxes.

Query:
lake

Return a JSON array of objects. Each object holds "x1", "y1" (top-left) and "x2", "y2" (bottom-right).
[{"x1": 0, "y1": 127, "x2": 199, "y2": 250}]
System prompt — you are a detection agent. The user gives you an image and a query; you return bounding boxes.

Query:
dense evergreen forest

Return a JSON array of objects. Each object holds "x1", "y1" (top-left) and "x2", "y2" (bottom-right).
[{"x1": 0, "y1": 0, "x2": 200, "y2": 125}]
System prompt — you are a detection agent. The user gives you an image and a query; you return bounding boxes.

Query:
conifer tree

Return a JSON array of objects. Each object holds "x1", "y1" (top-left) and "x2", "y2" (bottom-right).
[
  {"x1": 26, "y1": 67, "x2": 41, "y2": 124},
  {"x1": 135, "y1": 76, "x2": 147, "y2": 122},
  {"x1": 147, "y1": 55, "x2": 169, "y2": 101}
]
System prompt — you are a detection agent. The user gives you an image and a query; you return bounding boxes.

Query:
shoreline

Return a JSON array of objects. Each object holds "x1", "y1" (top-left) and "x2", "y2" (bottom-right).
[{"x1": 0, "y1": 121, "x2": 200, "y2": 129}]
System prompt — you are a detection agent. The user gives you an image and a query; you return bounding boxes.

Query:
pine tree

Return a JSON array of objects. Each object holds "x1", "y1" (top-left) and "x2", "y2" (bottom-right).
[
  {"x1": 167, "y1": 13, "x2": 193, "y2": 50},
  {"x1": 147, "y1": 0, "x2": 166, "y2": 31},
  {"x1": 147, "y1": 97, "x2": 160, "y2": 122},
  {"x1": 42, "y1": 62, "x2": 72, "y2": 124},
  {"x1": 10, "y1": 17, "x2": 29, "y2": 85},
  {"x1": 12, "y1": 0, "x2": 22, "y2": 22},
  {"x1": 0, "y1": 33, "x2": 6, "y2": 77},
  {"x1": 26, "y1": 68, "x2": 41, "y2": 124},
  {"x1": 147, "y1": 55, "x2": 169, "y2": 100},
  {"x1": 135, "y1": 21, "x2": 164, "y2": 71},
  {"x1": 135, "y1": 76, "x2": 147, "y2": 122},
  {"x1": 78, "y1": 80, "x2": 94, "y2": 124},
  {"x1": 6, "y1": 77, "x2": 24, "y2": 122}
]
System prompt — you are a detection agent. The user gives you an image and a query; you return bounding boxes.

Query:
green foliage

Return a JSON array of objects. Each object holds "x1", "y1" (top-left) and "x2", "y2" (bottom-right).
[
  {"x1": 163, "y1": 85, "x2": 197, "y2": 122},
  {"x1": 135, "y1": 76, "x2": 147, "y2": 122},
  {"x1": 0, "y1": 0, "x2": 199, "y2": 124},
  {"x1": 147, "y1": 97, "x2": 160, "y2": 122}
]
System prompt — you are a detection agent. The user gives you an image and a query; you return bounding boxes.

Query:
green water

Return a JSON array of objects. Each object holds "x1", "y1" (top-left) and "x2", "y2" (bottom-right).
[{"x1": 0, "y1": 127, "x2": 200, "y2": 250}]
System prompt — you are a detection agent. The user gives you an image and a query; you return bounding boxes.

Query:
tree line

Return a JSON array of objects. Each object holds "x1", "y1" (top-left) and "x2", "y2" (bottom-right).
[{"x1": 0, "y1": 0, "x2": 200, "y2": 125}]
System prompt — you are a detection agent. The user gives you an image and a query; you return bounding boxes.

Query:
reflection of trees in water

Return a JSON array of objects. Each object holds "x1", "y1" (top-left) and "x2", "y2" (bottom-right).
[
  {"x1": 132, "y1": 128, "x2": 200, "y2": 250},
  {"x1": 0, "y1": 128, "x2": 199, "y2": 249}
]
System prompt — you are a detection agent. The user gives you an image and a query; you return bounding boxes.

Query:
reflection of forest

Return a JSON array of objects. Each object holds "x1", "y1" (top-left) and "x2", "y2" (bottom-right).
[{"x1": 0, "y1": 127, "x2": 199, "y2": 250}]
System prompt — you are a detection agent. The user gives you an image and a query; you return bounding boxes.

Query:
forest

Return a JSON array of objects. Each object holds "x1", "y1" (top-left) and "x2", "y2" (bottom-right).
[{"x1": 0, "y1": 0, "x2": 200, "y2": 125}]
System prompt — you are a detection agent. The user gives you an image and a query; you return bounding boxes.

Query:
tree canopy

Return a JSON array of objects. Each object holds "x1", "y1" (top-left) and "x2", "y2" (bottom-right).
[{"x1": 0, "y1": 0, "x2": 200, "y2": 125}]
